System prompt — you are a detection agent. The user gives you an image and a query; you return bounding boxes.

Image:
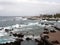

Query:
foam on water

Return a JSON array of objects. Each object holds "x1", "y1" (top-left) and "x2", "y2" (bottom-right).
[
  {"x1": 12, "y1": 24, "x2": 20, "y2": 28},
  {"x1": 0, "y1": 36, "x2": 15, "y2": 44},
  {"x1": 0, "y1": 32, "x2": 8, "y2": 36},
  {"x1": 28, "y1": 22, "x2": 38, "y2": 25},
  {"x1": 11, "y1": 22, "x2": 44, "y2": 28},
  {"x1": 58, "y1": 21, "x2": 60, "y2": 22},
  {"x1": 20, "y1": 22, "x2": 45, "y2": 27},
  {"x1": 20, "y1": 25, "x2": 27, "y2": 27},
  {"x1": 15, "y1": 17, "x2": 27, "y2": 21},
  {"x1": 24, "y1": 35, "x2": 40, "y2": 40},
  {"x1": 41, "y1": 20, "x2": 47, "y2": 22},
  {"x1": 23, "y1": 18, "x2": 27, "y2": 20}
]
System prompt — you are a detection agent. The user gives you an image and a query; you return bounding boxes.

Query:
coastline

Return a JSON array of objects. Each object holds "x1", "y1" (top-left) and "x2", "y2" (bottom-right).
[{"x1": 0, "y1": 16, "x2": 60, "y2": 45}]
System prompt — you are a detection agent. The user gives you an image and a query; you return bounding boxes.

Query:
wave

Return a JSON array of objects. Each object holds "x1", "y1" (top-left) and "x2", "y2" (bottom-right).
[
  {"x1": 0, "y1": 21, "x2": 52, "y2": 33},
  {"x1": 15, "y1": 17, "x2": 27, "y2": 21},
  {"x1": 28, "y1": 22, "x2": 39, "y2": 26},
  {"x1": 0, "y1": 32, "x2": 8, "y2": 36},
  {"x1": 41, "y1": 20, "x2": 47, "y2": 22},
  {"x1": 23, "y1": 35, "x2": 40, "y2": 40},
  {"x1": 57, "y1": 21, "x2": 60, "y2": 22},
  {"x1": 3, "y1": 22, "x2": 46, "y2": 29},
  {"x1": 20, "y1": 25, "x2": 28, "y2": 27},
  {"x1": 20, "y1": 22, "x2": 45, "y2": 28},
  {"x1": 12, "y1": 24, "x2": 20, "y2": 28}
]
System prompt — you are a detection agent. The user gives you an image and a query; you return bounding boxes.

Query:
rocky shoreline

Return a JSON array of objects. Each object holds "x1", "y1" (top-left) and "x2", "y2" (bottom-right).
[
  {"x1": 0, "y1": 18, "x2": 60, "y2": 45},
  {"x1": 0, "y1": 25, "x2": 60, "y2": 45}
]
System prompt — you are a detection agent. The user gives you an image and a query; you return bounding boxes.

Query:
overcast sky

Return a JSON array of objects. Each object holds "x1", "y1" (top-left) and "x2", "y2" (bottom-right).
[{"x1": 0, "y1": 0, "x2": 60, "y2": 16}]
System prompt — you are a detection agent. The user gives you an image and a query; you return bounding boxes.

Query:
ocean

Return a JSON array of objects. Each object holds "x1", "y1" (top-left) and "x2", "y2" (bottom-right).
[{"x1": 0, "y1": 16, "x2": 60, "y2": 44}]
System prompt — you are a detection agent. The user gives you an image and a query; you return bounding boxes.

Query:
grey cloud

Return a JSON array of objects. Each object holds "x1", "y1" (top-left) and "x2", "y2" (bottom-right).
[{"x1": 0, "y1": 0, "x2": 60, "y2": 16}]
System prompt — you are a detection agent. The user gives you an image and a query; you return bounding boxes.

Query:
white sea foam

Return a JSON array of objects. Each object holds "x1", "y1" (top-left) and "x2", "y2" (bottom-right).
[
  {"x1": 23, "y1": 35, "x2": 40, "y2": 40},
  {"x1": 15, "y1": 17, "x2": 27, "y2": 21},
  {"x1": 0, "y1": 32, "x2": 8, "y2": 36},
  {"x1": 4, "y1": 26, "x2": 11, "y2": 29},
  {"x1": 20, "y1": 25, "x2": 27, "y2": 27},
  {"x1": 11, "y1": 22, "x2": 46, "y2": 29},
  {"x1": 57, "y1": 21, "x2": 60, "y2": 22},
  {"x1": 0, "y1": 29, "x2": 5, "y2": 32},
  {"x1": 23, "y1": 18, "x2": 27, "y2": 20},
  {"x1": 41, "y1": 20, "x2": 47, "y2": 22},
  {"x1": 38, "y1": 24, "x2": 45, "y2": 27},
  {"x1": 27, "y1": 22, "x2": 46, "y2": 27},
  {"x1": 0, "y1": 33, "x2": 4, "y2": 36},
  {"x1": 28, "y1": 22, "x2": 39, "y2": 26},
  {"x1": 12, "y1": 24, "x2": 20, "y2": 28},
  {"x1": 19, "y1": 22, "x2": 39, "y2": 27}
]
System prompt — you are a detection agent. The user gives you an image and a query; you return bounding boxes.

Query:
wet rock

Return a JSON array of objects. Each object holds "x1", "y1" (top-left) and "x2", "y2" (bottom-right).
[
  {"x1": 52, "y1": 40, "x2": 60, "y2": 44},
  {"x1": 26, "y1": 37, "x2": 32, "y2": 41},
  {"x1": 13, "y1": 33, "x2": 24, "y2": 38},
  {"x1": 50, "y1": 29, "x2": 56, "y2": 33},
  {"x1": 35, "y1": 39, "x2": 40, "y2": 42}
]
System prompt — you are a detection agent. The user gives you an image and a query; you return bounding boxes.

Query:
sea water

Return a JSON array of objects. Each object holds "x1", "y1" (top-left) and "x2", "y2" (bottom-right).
[
  {"x1": 21, "y1": 40, "x2": 37, "y2": 45},
  {"x1": 0, "y1": 16, "x2": 60, "y2": 44}
]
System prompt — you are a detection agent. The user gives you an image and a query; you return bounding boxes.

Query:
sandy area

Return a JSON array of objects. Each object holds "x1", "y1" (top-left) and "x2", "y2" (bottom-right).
[{"x1": 47, "y1": 31, "x2": 60, "y2": 45}]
